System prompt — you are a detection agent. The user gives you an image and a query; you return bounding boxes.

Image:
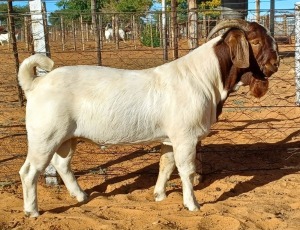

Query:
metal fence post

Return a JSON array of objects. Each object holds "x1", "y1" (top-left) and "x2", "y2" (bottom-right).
[
  {"x1": 188, "y1": 0, "x2": 198, "y2": 50},
  {"x1": 29, "y1": 0, "x2": 58, "y2": 186},
  {"x1": 295, "y1": 3, "x2": 300, "y2": 105},
  {"x1": 7, "y1": 1, "x2": 24, "y2": 106},
  {"x1": 162, "y1": 0, "x2": 168, "y2": 61}
]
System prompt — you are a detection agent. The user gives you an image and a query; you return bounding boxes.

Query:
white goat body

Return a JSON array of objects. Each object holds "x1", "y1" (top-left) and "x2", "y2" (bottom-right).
[
  {"x1": 0, "y1": 33, "x2": 9, "y2": 45},
  {"x1": 105, "y1": 28, "x2": 125, "y2": 42},
  {"x1": 0, "y1": 32, "x2": 19, "y2": 45},
  {"x1": 18, "y1": 19, "x2": 279, "y2": 217},
  {"x1": 19, "y1": 38, "x2": 223, "y2": 216},
  {"x1": 21, "y1": 41, "x2": 222, "y2": 147}
]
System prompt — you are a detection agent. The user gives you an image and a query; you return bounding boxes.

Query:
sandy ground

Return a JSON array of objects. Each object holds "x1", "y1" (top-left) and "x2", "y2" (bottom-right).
[{"x1": 0, "y1": 40, "x2": 300, "y2": 230}]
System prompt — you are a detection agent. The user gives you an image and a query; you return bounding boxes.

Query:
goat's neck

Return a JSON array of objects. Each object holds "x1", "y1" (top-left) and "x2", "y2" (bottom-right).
[{"x1": 213, "y1": 41, "x2": 245, "y2": 119}]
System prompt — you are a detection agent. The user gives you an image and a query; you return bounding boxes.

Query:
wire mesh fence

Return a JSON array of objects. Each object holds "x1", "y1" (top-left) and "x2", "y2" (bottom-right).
[{"x1": 0, "y1": 8, "x2": 299, "y2": 188}]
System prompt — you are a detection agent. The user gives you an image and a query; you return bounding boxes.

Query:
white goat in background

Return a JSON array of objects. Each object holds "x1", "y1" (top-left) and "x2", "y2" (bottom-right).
[
  {"x1": 18, "y1": 19, "x2": 279, "y2": 217},
  {"x1": 0, "y1": 33, "x2": 9, "y2": 45},
  {"x1": 0, "y1": 31, "x2": 19, "y2": 45},
  {"x1": 105, "y1": 23, "x2": 125, "y2": 42}
]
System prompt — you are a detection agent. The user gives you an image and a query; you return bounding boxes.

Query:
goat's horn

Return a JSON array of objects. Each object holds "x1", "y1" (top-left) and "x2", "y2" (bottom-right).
[{"x1": 206, "y1": 19, "x2": 250, "y2": 41}]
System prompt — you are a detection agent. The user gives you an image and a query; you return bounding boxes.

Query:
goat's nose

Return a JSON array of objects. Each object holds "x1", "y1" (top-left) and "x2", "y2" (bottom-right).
[
  {"x1": 263, "y1": 60, "x2": 279, "y2": 77},
  {"x1": 273, "y1": 60, "x2": 280, "y2": 71},
  {"x1": 270, "y1": 58, "x2": 279, "y2": 72},
  {"x1": 273, "y1": 58, "x2": 280, "y2": 66}
]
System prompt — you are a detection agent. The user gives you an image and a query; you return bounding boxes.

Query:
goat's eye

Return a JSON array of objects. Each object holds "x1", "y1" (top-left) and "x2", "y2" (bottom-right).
[{"x1": 251, "y1": 40, "x2": 260, "y2": 45}]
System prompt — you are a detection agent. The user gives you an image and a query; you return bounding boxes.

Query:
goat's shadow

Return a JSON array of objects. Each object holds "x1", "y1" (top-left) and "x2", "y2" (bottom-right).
[
  {"x1": 44, "y1": 150, "x2": 160, "y2": 215},
  {"x1": 45, "y1": 118, "x2": 300, "y2": 215}
]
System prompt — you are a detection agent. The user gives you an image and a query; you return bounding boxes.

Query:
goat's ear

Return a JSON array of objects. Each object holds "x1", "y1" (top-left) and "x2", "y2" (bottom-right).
[{"x1": 225, "y1": 30, "x2": 249, "y2": 68}]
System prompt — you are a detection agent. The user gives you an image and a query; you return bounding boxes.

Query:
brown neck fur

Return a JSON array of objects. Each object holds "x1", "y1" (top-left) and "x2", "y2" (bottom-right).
[{"x1": 213, "y1": 40, "x2": 245, "y2": 119}]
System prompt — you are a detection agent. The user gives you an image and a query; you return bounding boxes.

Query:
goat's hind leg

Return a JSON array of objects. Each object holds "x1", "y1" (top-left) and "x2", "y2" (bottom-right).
[
  {"x1": 19, "y1": 148, "x2": 54, "y2": 217},
  {"x1": 154, "y1": 144, "x2": 176, "y2": 201},
  {"x1": 51, "y1": 139, "x2": 87, "y2": 202}
]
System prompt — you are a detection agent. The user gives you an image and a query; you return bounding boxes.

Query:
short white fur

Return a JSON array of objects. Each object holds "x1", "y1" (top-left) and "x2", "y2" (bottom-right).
[{"x1": 18, "y1": 37, "x2": 225, "y2": 217}]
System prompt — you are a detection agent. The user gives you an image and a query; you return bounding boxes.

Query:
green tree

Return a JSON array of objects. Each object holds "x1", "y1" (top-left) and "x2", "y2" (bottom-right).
[
  {"x1": 49, "y1": 0, "x2": 153, "y2": 26},
  {"x1": 154, "y1": 0, "x2": 221, "y2": 22},
  {"x1": 103, "y1": 0, "x2": 153, "y2": 12},
  {"x1": 155, "y1": 0, "x2": 221, "y2": 11},
  {"x1": 49, "y1": 0, "x2": 98, "y2": 24},
  {"x1": 141, "y1": 25, "x2": 160, "y2": 47},
  {"x1": 198, "y1": 0, "x2": 221, "y2": 17},
  {"x1": 49, "y1": 0, "x2": 104, "y2": 25},
  {"x1": 53, "y1": 0, "x2": 152, "y2": 14},
  {"x1": 0, "y1": 3, "x2": 29, "y2": 28}
]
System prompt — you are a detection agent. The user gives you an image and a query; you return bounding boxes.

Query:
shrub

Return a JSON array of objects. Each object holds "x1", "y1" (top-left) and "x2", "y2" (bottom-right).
[{"x1": 141, "y1": 25, "x2": 160, "y2": 47}]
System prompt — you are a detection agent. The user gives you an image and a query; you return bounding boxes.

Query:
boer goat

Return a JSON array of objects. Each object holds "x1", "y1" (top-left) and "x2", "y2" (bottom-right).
[
  {"x1": 18, "y1": 19, "x2": 279, "y2": 217},
  {"x1": 0, "y1": 33, "x2": 9, "y2": 45},
  {"x1": 105, "y1": 23, "x2": 125, "y2": 42},
  {"x1": 0, "y1": 31, "x2": 19, "y2": 45}
]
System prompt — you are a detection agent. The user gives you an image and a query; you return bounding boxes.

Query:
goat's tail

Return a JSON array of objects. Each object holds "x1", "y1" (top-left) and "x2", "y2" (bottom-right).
[{"x1": 18, "y1": 54, "x2": 54, "y2": 92}]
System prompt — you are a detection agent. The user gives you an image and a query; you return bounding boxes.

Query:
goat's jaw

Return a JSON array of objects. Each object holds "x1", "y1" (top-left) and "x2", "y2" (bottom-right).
[
  {"x1": 249, "y1": 77, "x2": 269, "y2": 98},
  {"x1": 239, "y1": 72, "x2": 269, "y2": 98},
  {"x1": 262, "y1": 64, "x2": 278, "y2": 78}
]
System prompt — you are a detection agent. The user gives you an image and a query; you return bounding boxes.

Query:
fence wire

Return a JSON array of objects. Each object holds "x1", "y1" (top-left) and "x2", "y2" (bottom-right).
[{"x1": 0, "y1": 9, "x2": 299, "y2": 188}]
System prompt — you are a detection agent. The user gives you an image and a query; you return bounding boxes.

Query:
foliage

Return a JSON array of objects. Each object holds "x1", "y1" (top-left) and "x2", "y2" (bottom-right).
[
  {"x1": 0, "y1": 3, "x2": 29, "y2": 28},
  {"x1": 141, "y1": 25, "x2": 160, "y2": 47},
  {"x1": 49, "y1": 0, "x2": 153, "y2": 26},
  {"x1": 49, "y1": 0, "x2": 97, "y2": 25},
  {"x1": 155, "y1": 0, "x2": 205, "y2": 7},
  {"x1": 101, "y1": 0, "x2": 153, "y2": 25},
  {"x1": 54, "y1": 0, "x2": 152, "y2": 13},
  {"x1": 154, "y1": 0, "x2": 221, "y2": 22},
  {"x1": 155, "y1": 0, "x2": 221, "y2": 13},
  {"x1": 56, "y1": 0, "x2": 92, "y2": 10},
  {"x1": 103, "y1": 0, "x2": 153, "y2": 12},
  {"x1": 55, "y1": 0, "x2": 107, "y2": 12},
  {"x1": 199, "y1": 0, "x2": 220, "y2": 9},
  {"x1": 198, "y1": 0, "x2": 221, "y2": 17}
]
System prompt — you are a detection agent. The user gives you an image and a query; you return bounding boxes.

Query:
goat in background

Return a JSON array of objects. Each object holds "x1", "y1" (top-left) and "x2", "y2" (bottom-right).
[{"x1": 105, "y1": 23, "x2": 125, "y2": 42}]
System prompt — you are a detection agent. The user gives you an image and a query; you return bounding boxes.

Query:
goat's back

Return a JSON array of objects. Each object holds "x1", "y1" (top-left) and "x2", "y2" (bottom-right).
[
  {"x1": 21, "y1": 40, "x2": 223, "y2": 145},
  {"x1": 25, "y1": 66, "x2": 173, "y2": 144}
]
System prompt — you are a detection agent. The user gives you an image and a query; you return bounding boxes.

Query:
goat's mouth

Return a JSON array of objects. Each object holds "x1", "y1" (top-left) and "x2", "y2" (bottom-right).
[
  {"x1": 249, "y1": 77, "x2": 269, "y2": 98},
  {"x1": 252, "y1": 67, "x2": 271, "y2": 82},
  {"x1": 249, "y1": 74, "x2": 270, "y2": 98},
  {"x1": 261, "y1": 62, "x2": 279, "y2": 78},
  {"x1": 239, "y1": 72, "x2": 269, "y2": 98},
  {"x1": 240, "y1": 71, "x2": 267, "y2": 84}
]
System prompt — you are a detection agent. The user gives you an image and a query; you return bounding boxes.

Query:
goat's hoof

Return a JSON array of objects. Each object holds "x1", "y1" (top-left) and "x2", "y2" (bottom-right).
[
  {"x1": 154, "y1": 192, "x2": 167, "y2": 202},
  {"x1": 70, "y1": 191, "x2": 88, "y2": 202},
  {"x1": 184, "y1": 202, "x2": 200, "y2": 211},
  {"x1": 77, "y1": 191, "x2": 88, "y2": 202},
  {"x1": 24, "y1": 210, "x2": 40, "y2": 217}
]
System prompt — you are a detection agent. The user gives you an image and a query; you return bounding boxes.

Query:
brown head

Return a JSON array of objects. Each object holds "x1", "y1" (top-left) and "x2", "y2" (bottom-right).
[
  {"x1": 208, "y1": 19, "x2": 279, "y2": 117},
  {"x1": 207, "y1": 19, "x2": 279, "y2": 117}
]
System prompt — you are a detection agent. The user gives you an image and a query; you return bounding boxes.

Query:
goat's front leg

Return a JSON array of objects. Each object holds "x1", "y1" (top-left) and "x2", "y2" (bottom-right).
[
  {"x1": 173, "y1": 141, "x2": 199, "y2": 211},
  {"x1": 51, "y1": 139, "x2": 87, "y2": 202},
  {"x1": 154, "y1": 144, "x2": 175, "y2": 201},
  {"x1": 233, "y1": 81, "x2": 245, "y2": 91}
]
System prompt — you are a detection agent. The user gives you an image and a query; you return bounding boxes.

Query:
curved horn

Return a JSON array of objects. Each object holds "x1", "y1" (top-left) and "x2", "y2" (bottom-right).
[{"x1": 206, "y1": 19, "x2": 250, "y2": 41}]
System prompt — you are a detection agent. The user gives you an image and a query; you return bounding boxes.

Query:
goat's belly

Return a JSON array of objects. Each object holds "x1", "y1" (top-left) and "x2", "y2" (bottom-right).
[
  {"x1": 78, "y1": 132, "x2": 169, "y2": 146},
  {"x1": 74, "y1": 121, "x2": 167, "y2": 145},
  {"x1": 73, "y1": 121, "x2": 209, "y2": 147}
]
